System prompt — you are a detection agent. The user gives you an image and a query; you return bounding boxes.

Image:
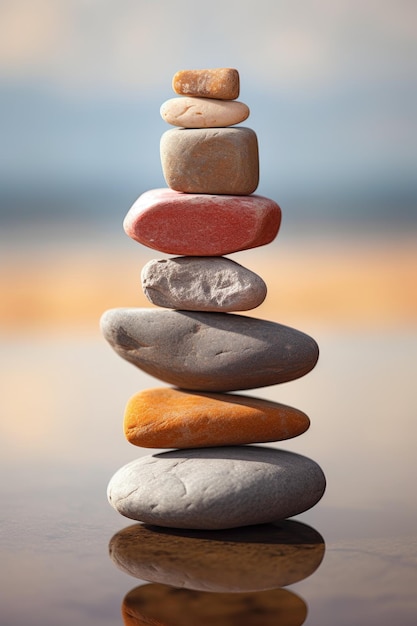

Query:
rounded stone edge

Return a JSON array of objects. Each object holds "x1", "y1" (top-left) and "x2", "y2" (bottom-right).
[
  {"x1": 106, "y1": 448, "x2": 327, "y2": 530},
  {"x1": 140, "y1": 256, "x2": 268, "y2": 312}
]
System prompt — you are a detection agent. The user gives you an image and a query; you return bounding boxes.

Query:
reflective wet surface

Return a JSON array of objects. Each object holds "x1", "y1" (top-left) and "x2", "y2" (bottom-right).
[
  {"x1": 109, "y1": 521, "x2": 325, "y2": 591},
  {"x1": 1, "y1": 330, "x2": 416, "y2": 625},
  {"x1": 122, "y1": 584, "x2": 308, "y2": 626}
]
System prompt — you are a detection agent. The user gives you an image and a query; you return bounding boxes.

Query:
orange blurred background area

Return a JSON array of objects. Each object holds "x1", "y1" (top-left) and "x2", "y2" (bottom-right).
[
  {"x1": 1, "y1": 231, "x2": 415, "y2": 332},
  {"x1": 1, "y1": 1, "x2": 416, "y2": 335}
]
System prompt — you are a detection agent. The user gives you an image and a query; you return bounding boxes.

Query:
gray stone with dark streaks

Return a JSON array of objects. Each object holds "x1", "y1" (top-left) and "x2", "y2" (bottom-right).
[
  {"x1": 100, "y1": 308, "x2": 319, "y2": 392},
  {"x1": 107, "y1": 446, "x2": 326, "y2": 530}
]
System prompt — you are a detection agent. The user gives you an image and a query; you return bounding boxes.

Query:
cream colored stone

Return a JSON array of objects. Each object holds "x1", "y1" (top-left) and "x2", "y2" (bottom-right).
[{"x1": 160, "y1": 97, "x2": 249, "y2": 128}]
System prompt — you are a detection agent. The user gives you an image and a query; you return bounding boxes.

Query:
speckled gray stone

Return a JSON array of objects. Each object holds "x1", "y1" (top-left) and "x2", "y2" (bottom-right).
[
  {"x1": 107, "y1": 446, "x2": 326, "y2": 530},
  {"x1": 141, "y1": 256, "x2": 267, "y2": 311},
  {"x1": 100, "y1": 308, "x2": 319, "y2": 392}
]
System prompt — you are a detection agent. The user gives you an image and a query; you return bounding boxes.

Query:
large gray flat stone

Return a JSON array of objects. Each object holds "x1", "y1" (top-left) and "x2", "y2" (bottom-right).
[
  {"x1": 107, "y1": 446, "x2": 326, "y2": 530},
  {"x1": 100, "y1": 308, "x2": 319, "y2": 392}
]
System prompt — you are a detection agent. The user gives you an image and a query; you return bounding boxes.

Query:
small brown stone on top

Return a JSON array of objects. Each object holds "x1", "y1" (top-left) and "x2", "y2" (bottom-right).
[{"x1": 172, "y1": 68, "x2": 240, "y2": 100}]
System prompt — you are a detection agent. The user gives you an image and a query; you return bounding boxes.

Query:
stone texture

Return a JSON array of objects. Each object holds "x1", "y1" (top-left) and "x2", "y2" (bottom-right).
[
  {"x1": 124, "y1": 387, "x2": 310, "y2": 448},
  {"x1": 122, "y1": 584, "x2": 308, "y2": 626},
  {"x1": 141, "y1": 256, "x2": 267, "y2": 312},
  {"x1": 123, "y1": 189, "x2": 281, "y2": 256},
  {"x1": 172, "y1": 68, "x2": 240, "y2": 100},
  {"x1": 101, "y1": 308, "x2": 318, "y2": 391},
  {"x1": 160, "y1": 127, "x2": 259, "y2": 195},
  {"x1": 107, "y1": 446, "x2": 326, "y2": 530},
  {"x1": 111, "y1": 520, "x2": 324, "y2": 592},
  {"x1": 160, "y1": 96, "x2": 249, "y2": 128},
  {"x1": 100, "y1": 308, "x2": 319, "y2": 392}
]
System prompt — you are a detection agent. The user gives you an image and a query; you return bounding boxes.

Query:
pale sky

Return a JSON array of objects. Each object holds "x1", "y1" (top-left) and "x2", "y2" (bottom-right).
[
  {"x1": 1, "y1": 0, "x2": 415, "y2": 94},
  {"x1": 0, "y1": 0, "x2": 416, "y2": 212}
]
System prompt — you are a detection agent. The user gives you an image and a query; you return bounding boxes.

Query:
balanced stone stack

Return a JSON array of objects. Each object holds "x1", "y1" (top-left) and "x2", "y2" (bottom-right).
[{"x1": 101, "y1": 68, "x2": 326, "y2": 530}]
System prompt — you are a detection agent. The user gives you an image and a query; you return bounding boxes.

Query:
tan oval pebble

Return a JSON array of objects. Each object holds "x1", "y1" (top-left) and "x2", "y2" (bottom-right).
[
  {"x1": 160, "y1": 96, "x2": 249, "y2": 128},
  {"x1": 110, "y1": 520, "x2": 325, "y2": 592},
  {"x1": 172, "y1": 68, "x2": 239, "y2": 100},
  {"x1": 141, "y1": 256, "x2": 267, "y2": 312},
  {"x1": 124, "y1": 387, "x2": 310, "y2": 448},
  {"x1": 122, "y1": 584, "x2": 308, "y2": 626}
]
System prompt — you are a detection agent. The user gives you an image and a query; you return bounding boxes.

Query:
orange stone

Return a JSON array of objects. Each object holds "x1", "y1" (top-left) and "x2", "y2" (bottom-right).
[
  {"x1": 123, "y1": 387, "x2": 310, "y2": 448},
  {"x1": 172, "y1": 68, "x2": 240, "y2": 100}
]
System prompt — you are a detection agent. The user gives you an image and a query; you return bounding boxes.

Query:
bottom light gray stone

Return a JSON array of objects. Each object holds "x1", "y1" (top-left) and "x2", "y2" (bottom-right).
[{"x1": 107, "y1": 446, "x2": 326, "y2": 530}]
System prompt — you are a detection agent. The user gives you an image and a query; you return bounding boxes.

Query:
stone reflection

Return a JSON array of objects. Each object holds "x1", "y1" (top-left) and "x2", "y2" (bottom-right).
[
  {"x1": 109, "y1": 519, "x2": 325, "y2": 592},
  {"x1": 122, "y1": 583, "x2": 308, "y2": 626}
]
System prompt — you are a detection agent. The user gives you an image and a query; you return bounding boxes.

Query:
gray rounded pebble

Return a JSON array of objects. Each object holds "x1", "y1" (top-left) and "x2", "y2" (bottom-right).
[
  {"x1": 100, "y1": 308, "x2": 319, "y2": 391},
  {"x1": 141, "y1": 256, "x2": 267, "y2": 311},
  {"x1": 107, "y1": 446, "x2": 326, "y2": 530}
]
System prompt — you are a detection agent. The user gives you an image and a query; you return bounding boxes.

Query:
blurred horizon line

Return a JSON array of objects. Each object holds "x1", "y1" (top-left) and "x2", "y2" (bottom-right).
[{"x1": 1, "y1": 180, "x2": 416, "y2": 229}]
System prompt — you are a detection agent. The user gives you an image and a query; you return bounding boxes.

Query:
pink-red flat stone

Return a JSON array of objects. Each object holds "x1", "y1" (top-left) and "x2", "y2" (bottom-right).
[{"x1": 123, "y1": 188, "x2": 281, "y2": 255}]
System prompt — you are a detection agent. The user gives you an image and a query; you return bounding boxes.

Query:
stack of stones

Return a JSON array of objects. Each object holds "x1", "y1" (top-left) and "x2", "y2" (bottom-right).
[{"x1": 101, "y1": 68, "x2": 326, "y2": 531}]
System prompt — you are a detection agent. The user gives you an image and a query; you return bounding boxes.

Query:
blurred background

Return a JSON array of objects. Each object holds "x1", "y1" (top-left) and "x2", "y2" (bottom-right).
[
  {"x1": 0, "y1": 0, "x2": 416, "y2": 485},
  {"x1": 0, "y1": 6, "x2": 416, "y2": 623},
  {"x1": 0, "y1": 0, "x2": 416, "y2": 331}
]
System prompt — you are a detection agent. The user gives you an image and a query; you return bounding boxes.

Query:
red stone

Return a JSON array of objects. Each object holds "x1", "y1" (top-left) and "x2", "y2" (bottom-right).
[{"x1": 123, "y1": 188, "x2": 282, "y2": 255}]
